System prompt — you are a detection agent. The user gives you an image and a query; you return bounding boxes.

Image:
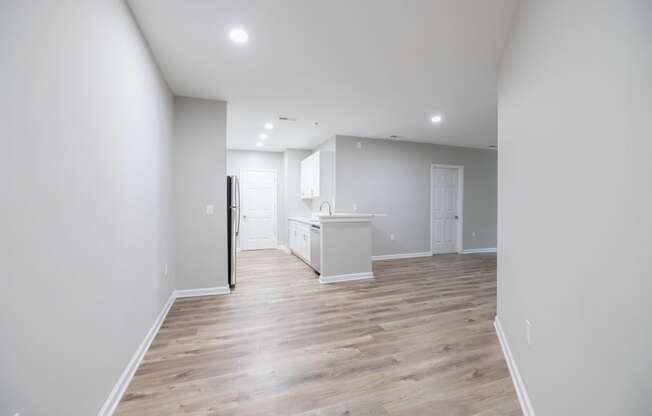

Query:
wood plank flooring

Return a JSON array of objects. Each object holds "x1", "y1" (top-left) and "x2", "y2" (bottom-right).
[{"x1": 115, "y1": 250, "x2": 520, "y2": 416}]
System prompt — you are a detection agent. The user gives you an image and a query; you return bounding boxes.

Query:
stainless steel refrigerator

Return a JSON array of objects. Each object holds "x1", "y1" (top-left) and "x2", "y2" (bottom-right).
[{"x1": 227, "y1": 175, "x2": 240, "y2": 288}]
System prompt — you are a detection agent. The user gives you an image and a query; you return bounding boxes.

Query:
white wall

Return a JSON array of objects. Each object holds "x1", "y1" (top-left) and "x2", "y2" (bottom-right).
[
  {"x1": 227, "y1": 150, "x2": 285, "y2": 246},
  {"x1": 334, "y1": 136, "x2": 497, "y2": 256},
  {"x1": 498, "y1": 1, "x2": 652, "y2": 415},
  {"x1": 0, "y1": 1, "x2": 174, "y2": 414},
  {"x1": 173, "y1": 97, "x2": 228, "y2": 290}
]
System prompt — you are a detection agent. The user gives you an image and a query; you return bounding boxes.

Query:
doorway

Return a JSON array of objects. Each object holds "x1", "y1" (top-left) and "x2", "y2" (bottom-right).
[
  {"x1": 430, "y1": 164, "x2": 464, "y2": 254},
  {"x1": 239, "y1": 168, "x2": 278, "y2": 250}
]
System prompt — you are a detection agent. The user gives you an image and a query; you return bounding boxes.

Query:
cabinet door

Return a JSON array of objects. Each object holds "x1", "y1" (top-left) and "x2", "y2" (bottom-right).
[
  {"x1": 298, "y1": 226, "x2": 309, "y2": 261},
  {"x1": 291, "y1": 222, "x2": 299, "y2": 252},
  {"x1": 306, "y1": 154, "x2": 314, "y2": 198},
  {"x1": 300, "y1": 159, "x2": 311, "y2": 199},
  {"x1": 306, "y1": 156, "x2": 314, "y2": 198},
  {"x1": 300, "y1": 161, "x2": 305, "y2": 198},
  {"x1": 312, "y1": 151, "x2": 320, "y2": 198},
  {"x1": 303, "y1": 227, "x2": 311, "y2": 262},
  {"x1": 288, "y1": 222, "x2": 295, "y2": 251}
]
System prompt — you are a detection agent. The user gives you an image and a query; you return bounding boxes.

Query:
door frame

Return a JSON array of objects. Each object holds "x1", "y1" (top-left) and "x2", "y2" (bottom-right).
[
  {"x1": 430, "y1": 164, "x2": 464, "y2": 254},
  {"x1": 238, "y1": 168, "x2": 278, "y2": 251}
]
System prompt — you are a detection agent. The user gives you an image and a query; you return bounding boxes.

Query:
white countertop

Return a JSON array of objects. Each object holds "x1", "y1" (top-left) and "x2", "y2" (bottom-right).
[
  {"x1": 288, "y1": 217, "x2": 319, "y2": 226},
  {"x1": 290, "y1": 213, "x2": 375, "y2": 225},
  {"x1": 318, "y1": 213, "x2": 375, "y2": 223}
]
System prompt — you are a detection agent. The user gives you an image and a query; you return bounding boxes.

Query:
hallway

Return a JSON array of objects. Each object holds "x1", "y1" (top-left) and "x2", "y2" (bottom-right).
[{"x1": 115, "y1": 250, "x2": 519, "y2": 415}]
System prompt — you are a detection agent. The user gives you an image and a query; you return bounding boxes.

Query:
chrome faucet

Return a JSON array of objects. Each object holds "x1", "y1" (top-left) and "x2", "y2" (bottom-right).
[{"x1": 319, "y1": 201, "x2": 333, "y2": 216}]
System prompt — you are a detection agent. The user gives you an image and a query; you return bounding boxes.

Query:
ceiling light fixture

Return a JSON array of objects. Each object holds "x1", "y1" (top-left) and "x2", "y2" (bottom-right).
[
  {"x1": 264, "y1": 122, "x2": 274, "y2": 130},
  {"x1": 259, "y1": 133, "x2": 268, "y2": 140},
  {"x1": 229, "y1": 28, "x2": 249, "y2": 44},
  {"x1": 430, "y1": 114, "x2": 443, "y2": 124},
  {"x1": 256, "y1": 141, "x2": 263, "y2": 147}
]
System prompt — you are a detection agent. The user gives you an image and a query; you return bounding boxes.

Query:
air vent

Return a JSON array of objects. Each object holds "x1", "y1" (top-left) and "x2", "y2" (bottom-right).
[
  {"x1": 488, "y1": 145, "x2": 497, "y2": 149},
  {"x1": 389, "y1": 135, "x2": 401, "y2": 139},
  {"x1": 279, "y1": 116, "x2": 297, "y2": 121}
]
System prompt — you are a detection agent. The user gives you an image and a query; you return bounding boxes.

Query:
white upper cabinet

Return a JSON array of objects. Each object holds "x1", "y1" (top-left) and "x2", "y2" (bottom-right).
[
  {"x1": 300, "y1": 151, "x2": 320, "y2": 199},
  {"x1": 311, "y1": 152, "x2": 320, "y2": 198}
]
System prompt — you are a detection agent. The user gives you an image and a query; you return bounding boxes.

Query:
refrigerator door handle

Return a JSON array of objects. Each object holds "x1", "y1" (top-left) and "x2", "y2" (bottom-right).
[{"x1": 235, "y1": 177, "x2": 241, "y2": 235}]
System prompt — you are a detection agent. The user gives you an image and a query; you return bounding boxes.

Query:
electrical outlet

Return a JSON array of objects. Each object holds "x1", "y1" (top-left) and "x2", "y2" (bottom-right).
[
  {"x1": 164, "y1": 264, "x2": 168, "y2": 276},
  {"x1": 352, "y1": 203, "x2": 358, "y2": 211},
  {"x1": 206, "y1": 204, "x2": 214, "y2": 215},
  {"x1": 525, "y1": 320, "x2": 533, "y2": 345},
  {"x1": 390, "y1": 233, "x2": 395, "y2": 241},
  {"x1": 356, "y1": 142, "x2": 362, "y2": 149},
  {"x1": 472, "y1": 231, "x2": 477, "y2": 238}
]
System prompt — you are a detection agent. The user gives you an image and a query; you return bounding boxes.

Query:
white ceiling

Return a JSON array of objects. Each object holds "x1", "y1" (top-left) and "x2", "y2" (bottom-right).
[{"x1": 128, "y1": 0, "x2": 519, "y2": 151}]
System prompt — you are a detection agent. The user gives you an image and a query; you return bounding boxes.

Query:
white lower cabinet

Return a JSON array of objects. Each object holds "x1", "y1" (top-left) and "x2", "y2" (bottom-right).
[{"x1": 288, "y1": 220, "x2": 311, "y2": 263}]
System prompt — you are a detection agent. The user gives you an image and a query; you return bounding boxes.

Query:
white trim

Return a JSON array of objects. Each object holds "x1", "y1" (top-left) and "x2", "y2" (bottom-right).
[
  {"x1": 97, "y1": 292, "x2": 175, "y2": 416},
  {"x1": 239, "y1": 168, "x2": 278, "y2": 250},
  {"x1": 494, "y1": 317, "x2": 536, "y2": 416},
  {"x1": 277, "y1": 244, "x2": 291, "y2": 254},
  {"x1": 98, "y1": 287, "x2": 230, "y2": 415},
  {"x1": 430, "y1": 164, "x2": 464, "y2": 255},
  {"x1": 174, "y1": 286, "x2": 231, "y2": 298},
  {"x1": 319, "y1": 272, "x2": 374, "y2": 284},
  {"x1": 462, "y1": 247, "x2": 497, "y2": 254},
  {"x1": 372, "y1": 251, "x2": 432, "y2": 261}
]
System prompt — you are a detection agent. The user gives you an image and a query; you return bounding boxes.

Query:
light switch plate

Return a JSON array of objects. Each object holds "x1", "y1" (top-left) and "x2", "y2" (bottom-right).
[
  {"x1": 206, "y1": 205, "x2": 215, "y2": 215},
  {"x1": 526, "y1": 320, "x2": 533, "y2": 345}
]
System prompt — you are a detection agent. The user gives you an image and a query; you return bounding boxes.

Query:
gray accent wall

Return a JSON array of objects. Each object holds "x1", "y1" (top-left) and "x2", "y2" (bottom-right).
[
  {"x1": 498, "y1": 1, "x2": 652, "y2": 415},
  {"x1": 334, "y1": 136, "x2": 497, "y2": 256},
  {"x1": 0, "y1": 1, "x2": 175, "y2": 414},
  {"x1": 227, "y1": 150, "x2": 285, "y2": 246},
  {"x1": 173, "y1": 97, "x2": 228, "y2": 291}
]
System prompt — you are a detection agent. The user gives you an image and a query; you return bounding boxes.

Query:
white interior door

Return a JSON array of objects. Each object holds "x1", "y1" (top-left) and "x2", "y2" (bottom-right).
[
  {"x1": 431, "y1": 166, "x2": 461, "y2": 254},
  {"x1": 239, "y1": 169, "x2": 277, "y2": 250}
]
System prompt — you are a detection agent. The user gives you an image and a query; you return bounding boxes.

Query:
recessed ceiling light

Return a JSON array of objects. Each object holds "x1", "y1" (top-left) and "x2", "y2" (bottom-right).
[
  {"x1": 259, "y1": 133, "x2": 268, "y2": 140},
  {"x1": 264, "y1": 122, "x2": 274, "y2": 130},
  {"x1": 430, "y1": 114, "x2": 443, "y2": 124},
  {"x1": 256, "y1": 141, "x2": 263, "y2": 147},
  {"x1": 229, "y1": 28, "x2": 248, "y2": 44}
]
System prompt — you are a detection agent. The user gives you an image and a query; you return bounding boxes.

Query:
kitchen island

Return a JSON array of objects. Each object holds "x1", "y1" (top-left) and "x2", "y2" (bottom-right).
[{"x1": 318, "y1": 213, "x2": 375, "y2": 283}]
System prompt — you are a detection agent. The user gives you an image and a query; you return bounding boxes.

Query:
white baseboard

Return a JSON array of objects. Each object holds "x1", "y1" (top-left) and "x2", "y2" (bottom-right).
[
  {"x1": 320, "y1": 271, "x2": 375, "y2": 284},
  {"x1": 98, "y1": 286, "x2": 230, "y2": 415},
  {"x1": 494, "y1": 317, "x2": 536, "y2": 416},
  {"x1": 462, "y1": 247, "x2": 497, "y2": 254},
  {"x1": 372, "y1": 251, "x2": 432, "y2": 261},
  {"x1": 97, "y1": 292, "x2": 175, "y2": 416},
  {"x1": 277, "y1": 244, "x2": 291, "y2": 254},
  {"x1": 174, "y1": 286, "x2": 230, "y2": 298}
]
